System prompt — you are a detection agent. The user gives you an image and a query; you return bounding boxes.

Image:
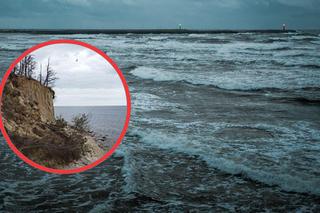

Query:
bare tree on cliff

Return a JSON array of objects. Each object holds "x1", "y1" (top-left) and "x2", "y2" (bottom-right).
[
  {"x1": 25, "y1": 55, "x2": 36, "y2": 78},
  {"x1": 13, "y1": 55, "x2": 58, "y2": 87},
  {"x1": 13, "y1": 55, "x2": 36, "y2": 78},
  {"x1": 43, "y1": 58, "x2": 58, "y2": 87},
  {"x1": 38, "y1": 63, "x2": 43, "y2": 84},
  {"x1": 13, "y1": 60, "x2": 24, "y2": 76}
]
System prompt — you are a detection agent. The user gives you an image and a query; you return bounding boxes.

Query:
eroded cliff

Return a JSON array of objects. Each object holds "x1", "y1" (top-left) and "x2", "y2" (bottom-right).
[
  {"x1": 1, "y1": 74, "x2": 104, "y2": 169},
  {"x1": 3, "y1": 75, "x2": 55, "y2": 136}
]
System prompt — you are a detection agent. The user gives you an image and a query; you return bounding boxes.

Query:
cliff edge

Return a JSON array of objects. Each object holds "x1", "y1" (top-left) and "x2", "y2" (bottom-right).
[{"x1": 1, "y1": 74, "x2": 104, "y2": 169}]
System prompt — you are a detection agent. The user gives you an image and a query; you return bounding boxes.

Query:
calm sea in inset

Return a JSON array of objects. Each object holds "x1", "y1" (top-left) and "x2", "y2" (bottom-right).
[
  {"x1": 0, "y1": 31, "x2": 320, "y2": 211},
  {"x1": 55, "y1": 106, "x2": 127, "y2": 146}
]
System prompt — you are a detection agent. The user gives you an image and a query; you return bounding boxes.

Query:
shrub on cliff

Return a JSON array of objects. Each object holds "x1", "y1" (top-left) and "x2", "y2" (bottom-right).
[
  {"x1": 55, "y1": 115, "x2": 68, "y2": 128},
  {"x1": 72, "y1": 113, "x2": 90, "y2": 132},
  {"x1": 10, "y1": 129, "x2": 87, "y2": 168}
]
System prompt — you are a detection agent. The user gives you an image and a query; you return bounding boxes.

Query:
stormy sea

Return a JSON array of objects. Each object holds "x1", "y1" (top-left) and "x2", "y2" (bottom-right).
[{"x1": 0, "y1": 31, "x2": 320, "y2": 212}]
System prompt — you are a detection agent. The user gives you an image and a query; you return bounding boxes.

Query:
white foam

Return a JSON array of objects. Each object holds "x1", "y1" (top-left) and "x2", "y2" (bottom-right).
[
  {"x1": 131, "y1": 92, "x2": 180, "y2": 113},
  {"x1": 188, "y1": 33, "x2": 210, "y2": 38},
  {"x1": 121, "y1": 149, "x2": 138, "y2": 194},
  {"x1": 131, "y1": 67, "x2": 179, "y2": 82},
  {"x1": 129, "y1": 121, "x2": 320, "y2": 195},
  {"x1": 130, "y1": 66, "x2": 320, "y2": 90}
]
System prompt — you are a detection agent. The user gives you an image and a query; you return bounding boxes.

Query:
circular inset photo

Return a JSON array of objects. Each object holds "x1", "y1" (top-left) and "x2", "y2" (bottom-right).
[{"x1": 0, "y1": 40, "x2": 131, "y2": 174}]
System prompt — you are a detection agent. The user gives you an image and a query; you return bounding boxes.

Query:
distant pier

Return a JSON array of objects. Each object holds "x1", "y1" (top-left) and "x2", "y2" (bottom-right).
[{"x1": 0, "y1": 29, "x2": 296, "y2": 35}]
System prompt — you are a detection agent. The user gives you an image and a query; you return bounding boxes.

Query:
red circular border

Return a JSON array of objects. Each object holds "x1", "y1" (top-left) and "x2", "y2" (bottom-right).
[{"x1": 0, "y1": 39, "x2": 131, "y2": 174}]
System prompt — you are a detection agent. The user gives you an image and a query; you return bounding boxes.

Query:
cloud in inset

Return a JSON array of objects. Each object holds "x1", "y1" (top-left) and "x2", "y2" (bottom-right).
[{"x1": 32, "y1": 44, "x2": 126, "y2": 106}]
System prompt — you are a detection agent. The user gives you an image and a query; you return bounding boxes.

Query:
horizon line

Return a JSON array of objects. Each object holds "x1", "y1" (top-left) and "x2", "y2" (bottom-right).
[
  {"x1": 0, "y1": 28, "x2": 302, "y2": 34},
  {"x1": 0, "y1": 28, "x2": 319, "y2": 30}
]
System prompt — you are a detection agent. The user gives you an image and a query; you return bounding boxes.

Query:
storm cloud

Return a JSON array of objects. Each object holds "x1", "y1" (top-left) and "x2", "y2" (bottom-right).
[{"x1": 0, "y1": 0, "x2": 319, "y2": 29}]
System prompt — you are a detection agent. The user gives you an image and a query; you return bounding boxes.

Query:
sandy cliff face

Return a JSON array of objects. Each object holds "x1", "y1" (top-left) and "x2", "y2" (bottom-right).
[
  {"x1": 12, "y1": 75, "x2": 55, "y2": 123},
  {"x1": 2, "y1": 75, "x2": 55, "y2": 136},
  {"x1": 1, "y1": 74, "x2": 104, "y2": 169},
  {"x1": 2, "y1": 75, "x2": 55, "y2": 137}
]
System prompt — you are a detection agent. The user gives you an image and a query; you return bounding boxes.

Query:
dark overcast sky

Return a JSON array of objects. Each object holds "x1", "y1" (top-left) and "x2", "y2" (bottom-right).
[{"x1": 0, "y1": 0, "x2": 319, "y2": 29}]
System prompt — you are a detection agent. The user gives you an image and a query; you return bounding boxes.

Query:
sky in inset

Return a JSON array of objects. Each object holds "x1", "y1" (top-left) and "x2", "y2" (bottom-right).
[
  {"x1": 0, "y1": 0, "x2": 319, "y2": 29},
  {"x1": 32, "y1": 44, "x2": 127, "y2": 106}
]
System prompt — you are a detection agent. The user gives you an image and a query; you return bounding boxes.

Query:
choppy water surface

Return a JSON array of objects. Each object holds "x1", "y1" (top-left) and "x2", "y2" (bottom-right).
[{"x1": 0, "y1": 31, "x2": 320, "y2": 212}]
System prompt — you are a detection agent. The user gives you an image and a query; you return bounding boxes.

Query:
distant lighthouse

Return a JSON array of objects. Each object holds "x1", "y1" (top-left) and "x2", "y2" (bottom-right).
[
  {"x1": 178, "y1": 24, "x2": 182, "y2": 30},
  {"x1": 282, "y1": 24, "x2": 286, "y2": 31}
]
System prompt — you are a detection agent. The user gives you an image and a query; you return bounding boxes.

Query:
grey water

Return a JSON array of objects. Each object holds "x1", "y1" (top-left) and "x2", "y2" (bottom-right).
[
  {"x1": 55, "y1": 106, "x2": 127, "y2": 147},
  {"x1": 0, "y1": 31, "x2": 320, "y2": 212}
]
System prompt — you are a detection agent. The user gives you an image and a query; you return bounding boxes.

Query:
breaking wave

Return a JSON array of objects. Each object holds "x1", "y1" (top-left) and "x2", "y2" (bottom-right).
[
  {"x1": 130, "y1": 66, "x2": 320, "y2": 91},
  {"x1": 129, "y1": 124, "x2": 320, "y2": 196}
]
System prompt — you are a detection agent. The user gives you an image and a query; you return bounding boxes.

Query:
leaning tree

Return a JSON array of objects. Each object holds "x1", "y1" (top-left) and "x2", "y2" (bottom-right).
[{"x1": 43, "y1": 58, "x2": 58, "y2": 87}]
